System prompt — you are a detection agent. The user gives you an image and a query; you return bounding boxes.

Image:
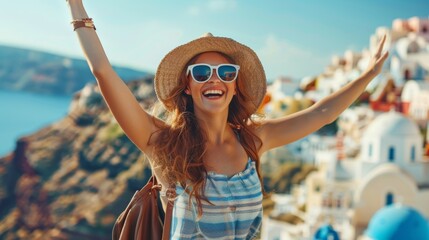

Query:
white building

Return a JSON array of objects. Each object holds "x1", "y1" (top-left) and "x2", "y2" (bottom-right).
[
  {"x1": 262, "y1": 111, "x2": 429, "y2": 240},
  {"x1": 401, "y1": 80, "x2": 429, "y2": 121}
]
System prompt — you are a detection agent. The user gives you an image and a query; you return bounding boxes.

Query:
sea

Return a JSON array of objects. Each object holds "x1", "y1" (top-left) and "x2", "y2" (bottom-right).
[{"x1": 0, "y1": 89, "x2": 73, "y2": 157}]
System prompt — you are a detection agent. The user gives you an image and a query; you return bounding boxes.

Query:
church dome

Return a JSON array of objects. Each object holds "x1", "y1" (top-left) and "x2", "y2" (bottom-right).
[
  {"x1": 365, "y1": 204, "x2": 429, "y2": 240},
  {"x1": 313, "y1": 224, "x2": 340, "y2": 240},
  {"x1": 363, "y1": 111, "x2": 420, "y2": 139}
]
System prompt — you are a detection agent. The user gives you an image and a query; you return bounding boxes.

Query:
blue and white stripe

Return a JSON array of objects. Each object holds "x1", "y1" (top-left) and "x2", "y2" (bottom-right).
[{"x1": 170, "y1": 159, "x2": 263, "y2": 240}]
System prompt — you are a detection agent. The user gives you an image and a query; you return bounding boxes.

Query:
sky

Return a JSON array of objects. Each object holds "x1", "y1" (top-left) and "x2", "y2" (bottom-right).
[{"x1": 0, "y1": 0, "x2": 428, "y2": 81}]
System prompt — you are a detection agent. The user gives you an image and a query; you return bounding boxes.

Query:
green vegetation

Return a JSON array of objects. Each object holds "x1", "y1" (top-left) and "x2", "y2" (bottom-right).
[{"x1": 99, "y1": 123, "x2": 125, "y2": 143}]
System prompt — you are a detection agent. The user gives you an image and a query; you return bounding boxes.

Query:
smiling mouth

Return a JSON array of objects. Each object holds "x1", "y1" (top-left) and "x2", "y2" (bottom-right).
[{"x1": 202, "y1": 89, "x2": 225, "y2": 99}]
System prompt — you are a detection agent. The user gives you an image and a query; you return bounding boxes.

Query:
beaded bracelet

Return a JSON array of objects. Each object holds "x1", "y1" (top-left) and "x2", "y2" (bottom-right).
[{"x1": 71, "y1": 18, "x2": 96, "y2": 31}]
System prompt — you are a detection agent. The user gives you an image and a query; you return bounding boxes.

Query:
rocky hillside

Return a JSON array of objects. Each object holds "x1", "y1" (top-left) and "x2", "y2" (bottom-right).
[
  {"x1": 0, "y1": 77, "x2": 157, "y2": 240},
  {"x1": 0, "y1": 45, "x2": 150, "y2": 95}
]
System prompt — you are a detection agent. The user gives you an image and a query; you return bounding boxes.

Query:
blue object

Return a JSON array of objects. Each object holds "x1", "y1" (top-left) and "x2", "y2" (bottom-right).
[
  {"x1": 314, "y1": 224, "x2": 340, "y2": 240},
  {"x1": 385, "y1": 192, "x2": 394, "y2": 206},
  {"x1": 365, "y1": 204, "x2": 429, "y2": 240}
]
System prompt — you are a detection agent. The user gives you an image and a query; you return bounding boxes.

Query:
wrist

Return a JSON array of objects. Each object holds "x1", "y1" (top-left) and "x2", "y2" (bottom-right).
[
  {"x1": 361, "y1": 69, "x2": 378, "y2": 82},
  {"x1": 71, "y1": 18, "x2": 96, "y2": 31}
]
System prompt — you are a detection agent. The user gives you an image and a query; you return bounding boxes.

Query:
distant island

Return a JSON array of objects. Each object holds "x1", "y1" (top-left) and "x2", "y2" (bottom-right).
[{"x1": 0, "y1": 45, "x2": 151, "y2": 96}]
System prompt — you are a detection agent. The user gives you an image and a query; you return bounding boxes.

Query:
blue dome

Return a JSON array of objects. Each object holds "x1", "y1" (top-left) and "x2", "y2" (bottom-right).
[
  {"x1": 314, "y1": 224, "x2": 340, "y2": 240},
  {"x1": 365, "y1": 204, "x2": 429, "y2": 240}
]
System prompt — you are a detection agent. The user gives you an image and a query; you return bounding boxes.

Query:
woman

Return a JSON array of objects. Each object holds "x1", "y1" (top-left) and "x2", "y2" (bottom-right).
[{"x1": 66, "y1": 1, "x2": 388, "y2": 239}]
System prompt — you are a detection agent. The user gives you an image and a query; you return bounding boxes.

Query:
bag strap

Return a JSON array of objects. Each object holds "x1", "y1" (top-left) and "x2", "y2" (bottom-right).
[
  {"x1": 162, "y1": 188, "x2": 175, "y2": 240},
  {"x1": 155, "y1": 176, "x2": 175, "y2": 240}
]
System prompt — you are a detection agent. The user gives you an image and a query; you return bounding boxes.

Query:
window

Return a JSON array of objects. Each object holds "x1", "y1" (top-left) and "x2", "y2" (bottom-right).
[
  {"x1": 411, "y1": 145, "x2": 416, "y2": 162},
  {"x1": 280, "y1": 102, "x2": 288, "y2": 111},
  {"x1": 386, "y1": 192, "x2": 394, "y2": 206},
  {"x1": 336, "y1": 194, "x2": 343, "y2": 208},
  {"x1": 388, "y1": 147, "x2": 395, "y2": 162},
  {"x1": 407, "y1": 42, "x2": 419, "y2": 54},
  {"x1": 404, "y1": 69, "x2": 411, "y2": 80}
]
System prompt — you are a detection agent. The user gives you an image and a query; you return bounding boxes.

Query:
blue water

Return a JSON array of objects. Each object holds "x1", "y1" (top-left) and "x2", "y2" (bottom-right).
[{"x1": 0, "y1": 89, "x2": 73, "y2": 157}]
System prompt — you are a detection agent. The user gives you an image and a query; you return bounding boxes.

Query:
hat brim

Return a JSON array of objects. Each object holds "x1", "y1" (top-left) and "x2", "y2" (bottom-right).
[{"x1": 154, "y1": 35, "x2": 267, "y2": 113}]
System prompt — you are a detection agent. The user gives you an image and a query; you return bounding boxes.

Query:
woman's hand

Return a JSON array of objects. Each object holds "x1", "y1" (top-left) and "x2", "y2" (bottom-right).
[{"x1": 365, "y1": 34, "x2": 389, "y2": 77}]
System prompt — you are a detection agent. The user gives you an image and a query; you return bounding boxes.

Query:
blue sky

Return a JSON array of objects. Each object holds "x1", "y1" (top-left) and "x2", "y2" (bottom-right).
[{"x1": 0, "y1": 0, "x2": 428, "y2": 80}]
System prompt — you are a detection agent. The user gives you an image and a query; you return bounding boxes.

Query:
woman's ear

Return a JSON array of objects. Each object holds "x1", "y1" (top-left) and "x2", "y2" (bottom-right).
[{"x1": 185, "y1": 88, "x2": 191, "y2": 95}]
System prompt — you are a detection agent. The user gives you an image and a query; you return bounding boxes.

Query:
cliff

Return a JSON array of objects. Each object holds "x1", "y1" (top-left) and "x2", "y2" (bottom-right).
[{"x1": 0, "y1": 77, "x2": 156, "y2": 240}]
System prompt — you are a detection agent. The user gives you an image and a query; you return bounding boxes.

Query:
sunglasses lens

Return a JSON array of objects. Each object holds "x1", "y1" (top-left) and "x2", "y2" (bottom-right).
[
  {"x1": 192, "y1": 65, "x2": 211, "y2": 82},
  {"x1": 218, "y1": 65, "x2": 238, "y2": 81}
]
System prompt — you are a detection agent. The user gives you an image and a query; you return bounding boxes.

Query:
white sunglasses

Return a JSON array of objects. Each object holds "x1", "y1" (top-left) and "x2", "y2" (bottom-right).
[{"x1": 186, "y1": 63, "x2": 240, "y2": 83}]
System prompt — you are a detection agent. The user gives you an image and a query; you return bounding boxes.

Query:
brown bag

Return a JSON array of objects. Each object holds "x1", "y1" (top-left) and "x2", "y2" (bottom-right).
[{"x1": 112, "y1": 175, "x2": 175, "y2": 240}]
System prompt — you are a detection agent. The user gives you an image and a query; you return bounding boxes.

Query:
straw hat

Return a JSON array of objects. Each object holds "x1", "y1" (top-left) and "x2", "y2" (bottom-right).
[{"x1": 154, "y1": 33, "x2": 267, "y2": 113}]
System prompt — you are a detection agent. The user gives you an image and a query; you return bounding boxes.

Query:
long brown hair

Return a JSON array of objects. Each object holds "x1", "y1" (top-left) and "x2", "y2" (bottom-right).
[{"x1": 149, "y1": 52, "x2": 264, "y2": 217}]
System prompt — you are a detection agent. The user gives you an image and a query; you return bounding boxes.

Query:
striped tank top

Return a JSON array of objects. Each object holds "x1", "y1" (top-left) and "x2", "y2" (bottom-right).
[{"x1": 169, "y1": 158, "x2": 263, "y2": 239}]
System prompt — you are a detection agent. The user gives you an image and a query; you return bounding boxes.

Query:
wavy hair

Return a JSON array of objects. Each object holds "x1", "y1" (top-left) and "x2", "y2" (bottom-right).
[{"x1": 149, "y1": 52, "x2": 264, "y2": 217}]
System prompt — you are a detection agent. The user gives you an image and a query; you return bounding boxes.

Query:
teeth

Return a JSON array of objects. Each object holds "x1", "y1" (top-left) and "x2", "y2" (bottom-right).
[{"x1": 203, "y1": 89, "x2": 224, "y2": 95}]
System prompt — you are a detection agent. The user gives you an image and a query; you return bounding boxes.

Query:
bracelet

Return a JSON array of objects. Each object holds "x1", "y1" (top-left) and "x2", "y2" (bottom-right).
[{"x1": 71, "y1": 18, "x2": 96, "y2": 31}]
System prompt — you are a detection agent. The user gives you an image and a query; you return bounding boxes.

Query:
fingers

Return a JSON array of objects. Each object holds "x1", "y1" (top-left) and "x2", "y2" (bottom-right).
[
  {"x1": 382, "y1": 50, "x2": 389, "y2": 59},
  {"x1": 375, "y1": 50, "x2": 389, "y2": 65},
  {"x1": 374, "y1": 34, "x2": 386, "y2": 58},
  {"x1": 371, "y1": 50, "x2": 389, "y2": 75},
  {"x1": 379, "y1": 50, "x2": 389, "y2": 62}
]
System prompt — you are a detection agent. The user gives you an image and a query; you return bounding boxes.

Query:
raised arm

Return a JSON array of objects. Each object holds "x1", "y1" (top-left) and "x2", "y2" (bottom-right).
[
  {"x1": 257, "y1": 35, "x2": 389, "y2": 154},
  {"x1": 66, "y1": 0, "x2": 161, "y2": 154}
]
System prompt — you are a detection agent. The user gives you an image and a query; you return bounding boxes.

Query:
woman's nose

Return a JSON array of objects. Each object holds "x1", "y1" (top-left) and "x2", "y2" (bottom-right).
[{"x1": 208, "y1": 69, "x2": 220, "y2": 82}]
